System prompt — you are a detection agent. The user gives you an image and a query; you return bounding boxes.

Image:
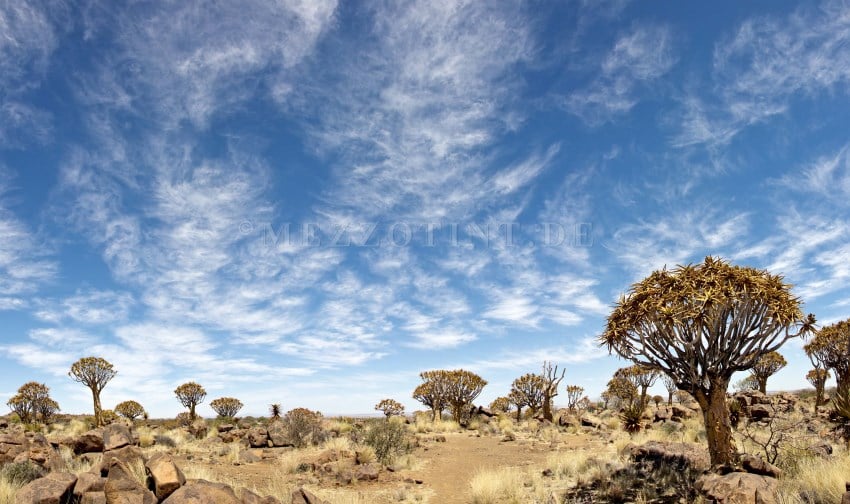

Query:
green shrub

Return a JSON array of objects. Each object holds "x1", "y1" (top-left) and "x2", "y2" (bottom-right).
[
  {"x1": 282, "y1": 408, "x2": 326, "y2": 448},
  {"x1": 0, "y1": 462, "x2": 44, "y2": 486},
  {"x1": 364, "y1": 418, "x2": 412, "y2": 465}
]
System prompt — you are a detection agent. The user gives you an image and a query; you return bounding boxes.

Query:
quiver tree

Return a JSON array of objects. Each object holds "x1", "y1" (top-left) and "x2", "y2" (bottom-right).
[
  {"x1": 413, "y1": 374, "x2": 446, "y2": 421},
  {"x1": 489, "y1": 396, "x2": 512, "y2": 414},
  {"x1": 604, "y1": 375, "x2": 638, "y2": 410},
  {"x1": 565, "y1": 385, "x2": 585, "y2": 412},
  {"x1": 509, "y1": 373, "x2": 546, "y2": 421},
  {"x1": 444, "y1": 369, "x2": 487, "y2": 424},
  {"x1": 69, "y1": 357, "x2": 117, "y2": 427},
  {"x1": 540, "y1": 361, "x2": 565, "y2": 422},
  {"x1": 600, "y1": 256, "x2": 815, "y2": 467},
  {"x1": 375, "y1": 398, "x2": 405, "y2": 419},
  {"x1": 661, "y1": 375, "x2": 677, "y2": 406},
  {"x1": 805, "y1": 319, "x2": 850, "y2": 402},
  {"x1": 615, "y1": 364, "x2": 659, "y2": 408},
  {"x1": 114, "y1": 400, "x2": 146, "y2": 421},
  {"x1": 210, "y1": 397, "x2": 243, "y2": 418},
  {"x1": 750, "y1": 351, "x2": 787, "y2": 394},
  {"x1": 174, "y1": 382, "x2": 206, "y2": 421},
  {"x1": 806, "y1": 368, "x2": 830, "y2": 409},
  {"x1": 7, "y1": 382, "x2": 59, "y2": 424}
]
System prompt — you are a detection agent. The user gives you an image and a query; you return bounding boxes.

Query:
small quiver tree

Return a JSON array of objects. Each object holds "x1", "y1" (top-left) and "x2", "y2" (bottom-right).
[
  {"x1": 174, "y1": 382, "x2": 207, "y2": 421},
  {"x1": 114, "y1": 400, "x2": 146, "y2": 421},
  {"x1": 750, "y1": 351, "x2": 787, "y2": 394},
  {"x1": 375, "y1": 398, "x2": 405, "y2": 419},
  {"x1": 69, "y1": 357, "x2": 117, "y2": 427},
  {"x1": 210, "y1": 397, "x2": 243, "y2": 419}
]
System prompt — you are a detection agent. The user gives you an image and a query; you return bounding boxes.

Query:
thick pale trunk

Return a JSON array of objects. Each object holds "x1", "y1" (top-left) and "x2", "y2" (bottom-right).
[
  {"x1": 667, "y1": 392, "x2": 673, "y2": 407},
  {"x1": 189, "y1": 403, "x2": 196, "y2": 421},
  {"x1": 694, "y1": 380, "x2": 737, "y2": 467},
  {"x1": 542, "y1": 396, "x2": 553, "y2": 421},
  {"x1": 758, "y1": 378, "x2": 767, "y2": 394},
  {"x1": 92, "y1": 389, "x2": 103, "y2": 427},
  {"x1": 515, "y1": 406, "x2": 522, "y2": 422}
]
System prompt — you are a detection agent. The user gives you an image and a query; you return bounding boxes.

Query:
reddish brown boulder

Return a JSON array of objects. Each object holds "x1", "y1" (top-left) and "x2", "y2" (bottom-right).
[
  {"x1": 161, "y1": 479, "x2": 241, "y2": 503},
  {"x1": 14, "y1": 472, "x2": 77, "y2": 504}
]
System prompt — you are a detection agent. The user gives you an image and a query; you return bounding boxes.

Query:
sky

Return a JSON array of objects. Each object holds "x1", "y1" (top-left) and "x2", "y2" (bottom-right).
[{"x1": 2, "y1": 0, "x2": 850, "y2": 418}]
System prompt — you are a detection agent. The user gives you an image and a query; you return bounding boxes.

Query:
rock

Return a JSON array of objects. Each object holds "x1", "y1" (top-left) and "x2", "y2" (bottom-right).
[
  {"x1": 161, "y1": 479, "x2": 241, "y2": 503},
  {"x1": 629, "y1": 441, "x2": 710, "y2": 472},
  {"x1": 16, "y1": 434, "x2": 66, "y2": 472},
  {"x1": 100, "y1": 446, "x2": 145, "y2": 477},
  {"x1": 74, "y1": 472, "x2": 106, "y2": 499},
  {"x1": 81, "y1": 492, "x2": 107, "y2": 504},
  {"x1": 266, "y1": 421, "x2": 291, "y2": 447},
  {"x1": 14, "y1": 472, "x2": 77, "y2": 504},
  {"x1": 671, "y1": 404, "x2": 694, "y2": 420},
  {"x1": 217, "y1": 424, "x2": 235, "y2": 433},
  {"x1": 104, "y1": 459, "x2": 157, "y2": 504},
  {"x1": 579, "y1": 414, "x2": 602, "y2": 428},
  {"x1": 241, "y1": 488, "x2": 281, "y2": 504},
  {"x1": 145, "y1": 453, "x2": 186, "y2": 501},
  {"x1": 74, "y1": 430, "x2": 105, "y2": 455},
  {"x1": 654, "y1": 407, "x2": 672, "y2": 422},
  {"x1": 290, "y1": 487, "x2": 328, "y2": 504},
  {"x1": 187, "y1": 420, "x2": 208, "y2": 440},
  {"x1": 0, "y1": 432, "x2": 27, "y2": 465},
  {"x1": 239, "y1": 450, "x2": 262, "y2": 463},
  {"x1": 247, "y1": 427, "x2": 269, "y2": 448},
  {"x1": 354, "y1": 464, "x2": 379, "y2": 481},
  {"x1": 103, "y1": 424, "x2": 134, "y2": 452},
  {"x1": 741, "y1": 454, "x2": 782, "y2": 478},
  {"x1": 434, "y1": 435, "x2": 446, "y2": 443},
  {"x1": 749, "y1": 405, "x2": 773, "y2": 421},
  {"x1": 696, "y1": 472, "x2": 777, "y2": 504}
]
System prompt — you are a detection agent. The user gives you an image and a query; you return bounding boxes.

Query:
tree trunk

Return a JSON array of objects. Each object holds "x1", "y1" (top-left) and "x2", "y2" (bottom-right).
[
  {"x1": 542, "y1": 396, "x2": 553, "y2": 421},
  {"x1": 815, "y1": 380, "x2": 825, "y2": 410},
  {"x1": 693, "y1": 379, "x2": 737, "y2": 468},
  {"x1": 190, "y1": 403, "x2": 196, "y2": 421},
  {"x1": 515, "y1": 406, "x2": 522, "y2": 422},
  {"x1": 667, "y1": 391, "x2": 673, "y2": 406},
  {"x1": 432, "y1": 406, "x2": 440, "y2": 422},
  {"x1": 92, "y1": 389, "x2": 103, "y2": 427},
  {"x1": 758, "y1": 378, "x2": 767, "y2": 394}
]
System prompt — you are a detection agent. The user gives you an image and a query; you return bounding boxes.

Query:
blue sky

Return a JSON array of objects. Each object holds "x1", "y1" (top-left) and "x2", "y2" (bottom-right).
[{"x1": 2, "y1": 0, "x2": 850, "y2": 417}]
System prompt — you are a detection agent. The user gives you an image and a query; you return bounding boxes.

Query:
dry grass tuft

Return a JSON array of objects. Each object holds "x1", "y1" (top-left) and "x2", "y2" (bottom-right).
[{"x1": 469, "y1": 466, "x2": 526, "y2": 504}]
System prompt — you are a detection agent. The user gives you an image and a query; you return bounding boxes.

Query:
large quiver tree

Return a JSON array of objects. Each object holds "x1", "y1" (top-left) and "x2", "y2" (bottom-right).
[{"x1": 600, "y1": 256, "x2": 815, "y2": 467}]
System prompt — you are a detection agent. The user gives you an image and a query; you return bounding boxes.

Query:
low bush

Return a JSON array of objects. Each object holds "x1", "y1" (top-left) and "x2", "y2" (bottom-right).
[{"x1": 364, "y1": 418, "x2": 411, "y2": 465}]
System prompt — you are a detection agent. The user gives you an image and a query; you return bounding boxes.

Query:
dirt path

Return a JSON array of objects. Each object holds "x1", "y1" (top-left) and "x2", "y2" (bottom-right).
[{"x1": 408, "y1": 433, "x2": 580, "y2": 503}]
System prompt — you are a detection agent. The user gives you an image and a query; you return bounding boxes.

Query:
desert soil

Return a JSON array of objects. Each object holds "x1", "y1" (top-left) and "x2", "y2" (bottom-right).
[{"x1": 177, "y1": 430, "x2": 600, "y2": 503}]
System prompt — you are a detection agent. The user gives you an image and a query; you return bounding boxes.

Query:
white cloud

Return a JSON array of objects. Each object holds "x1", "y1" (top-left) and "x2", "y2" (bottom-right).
[
  {"x1": 35, "y1": 289, "x2": 134, "y2": 325},
  {"x1": 0, "y1": 175, "x2": 56, "y2": 303},
  {"x1": 676, "y1": 0, "x2": 850, "y2": 148},
  {"x1": 565, "y1": 24, "x2": 676, "y2": 124}
]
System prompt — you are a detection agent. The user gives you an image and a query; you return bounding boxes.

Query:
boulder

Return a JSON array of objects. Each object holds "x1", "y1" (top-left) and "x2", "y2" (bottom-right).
[
  {"x1": 749, "y1": 405, "x2": 773, "y2": 421},
  {"x1": 161, "y1": 479, "x2": 241, "y2": 503},
  {"x1": 671, "y1": 404, "x2": 694, "y2": 420},
  {"x1": 103, "y1": 424, "x2": 134, "y2": 452},
  {"x1": 579, "y1": 414, "x2": 602, "y2": 429},
  {"x1": 741, "y1": 454, "x2": 782, "y2": 478},
  {"x1": 290, "y1": 487, "x2": 328, "y2": 504},
  {"x1": 100, "y1": 446, "x2": 145, "y2": 477},
  {"x1": 654, "y1": 407, "x2": 672, "y2": 422},
  {"x1": 14, "y1": 472, "x2": 76, "y2": 504},
  {"x1": 144, "y1": 453, "x2": 186, "y2": 501},
  {"x1": 217, "y1": 424, "x2": 235, "y2": 433},
  {"x1": 696, "y1": 472, "x2": 778, "y2": 504},
  {"x1": 187, "y1": 420, "x2": 208, "y2": 440},
  {"x1": 629, "y1": 441, "x2": 710, "y2": 472},
  {"x1": 247, "y1": 427, "x2": 270, "y2": 448},
  {"x1": 74, "y1": 472, "x2": 106, "y2": 499},
  {"x1": 354, "y1": 464, "x2": 379, "y2": 481},
  {"x1": 240, "y1": 488, "x2": 281, "y2": 504},
  {"x1": 81, "y1": 492, "x2": 107, "y2": 504},
  {"x1": 15, "y1": 434, "x2": 66, "y2": 472},
  {"x1": 74, "y1": 430, "x2": 105, "y2": 455},
  {"x1": 266, "y1": 421, "x2": 291, "y2": 447},
  {"x1": 104, "y1": 459, "x2": 157, "y2": 504},
  {"x1": 0, "y1": 433, "x2": 27, "y2": 465}
]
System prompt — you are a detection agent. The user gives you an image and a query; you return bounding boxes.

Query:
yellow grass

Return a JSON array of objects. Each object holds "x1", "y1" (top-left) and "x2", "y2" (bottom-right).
[
  {"x1": 469, "y1": 466, "x2": 526, "y2": 504},
  {"x1": 0, "y1": 478, "x2": 21, "y2": 504},
  {"x1": 776, "y1": 448, "x2": 850, "y2": 503}
]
